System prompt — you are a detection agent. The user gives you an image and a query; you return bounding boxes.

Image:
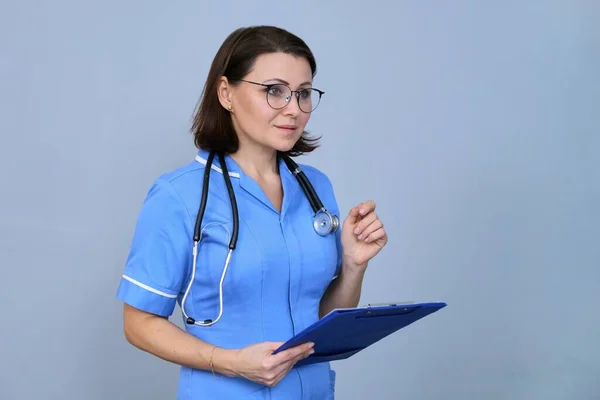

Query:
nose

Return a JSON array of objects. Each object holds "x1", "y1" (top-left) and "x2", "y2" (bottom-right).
[{"x1": 282, "y1": 93, "x2": 301, "y2": 117}]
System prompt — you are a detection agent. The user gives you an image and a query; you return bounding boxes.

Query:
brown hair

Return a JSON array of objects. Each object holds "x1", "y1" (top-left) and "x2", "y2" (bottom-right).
[{"x1": 190, "y1": 25, "x2": 320, "y2": 157}]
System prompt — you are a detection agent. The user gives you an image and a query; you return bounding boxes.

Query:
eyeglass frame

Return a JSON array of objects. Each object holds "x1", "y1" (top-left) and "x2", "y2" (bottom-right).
[{"x1": 234, "y1": 79, "x2": 325, "y2": 113}]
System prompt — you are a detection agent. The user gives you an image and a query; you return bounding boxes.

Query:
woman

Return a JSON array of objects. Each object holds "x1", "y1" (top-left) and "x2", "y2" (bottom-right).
[{"x1": 116, "y1": 25, "x2": 388, "y2": 399}]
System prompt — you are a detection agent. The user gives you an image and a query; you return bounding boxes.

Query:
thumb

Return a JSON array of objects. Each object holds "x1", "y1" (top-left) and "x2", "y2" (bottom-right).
[
  {"x1": 345, "y1": 205, "x2": 362, "y2": 226},
  {"x1": 265, "y1": 341, "x2": 285, "y2": 352}
]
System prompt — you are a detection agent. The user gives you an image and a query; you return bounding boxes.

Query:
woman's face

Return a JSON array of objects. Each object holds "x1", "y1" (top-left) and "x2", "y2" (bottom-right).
[{"x1": 220, "y1": 52, "x2": 316, "y2": 154}]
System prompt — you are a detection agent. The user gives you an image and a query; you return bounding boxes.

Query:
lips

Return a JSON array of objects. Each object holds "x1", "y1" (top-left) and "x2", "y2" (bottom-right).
[
  {"x1": 275, "y1": 125, "x2": 298, "y2": 134},
  {"x1": 275, "y1": 125, "x2": 297, "y2": 130}
]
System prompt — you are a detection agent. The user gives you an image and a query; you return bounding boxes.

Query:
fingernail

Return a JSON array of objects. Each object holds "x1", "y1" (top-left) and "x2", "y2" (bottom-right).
[
  {"x1": 365, "y1": 237, "x2": 371, "y2": 243},
  {"x1": 354, "y1": 228, "x2": 360, "y2": 234},
  {"x1": 358, "y1": 234, "x2": 363, "y2": 240},
  {"x1": 360, "y1": 208, "x2": 366, "y2": 215}
]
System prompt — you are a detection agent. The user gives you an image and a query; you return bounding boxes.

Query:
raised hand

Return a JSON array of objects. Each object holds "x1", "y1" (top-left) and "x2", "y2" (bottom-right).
[{"x1": 340, "y1": 200, "x2": 388, "y2": 268}]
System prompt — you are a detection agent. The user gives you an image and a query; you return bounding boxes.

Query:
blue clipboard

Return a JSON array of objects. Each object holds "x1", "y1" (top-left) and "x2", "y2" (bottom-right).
[{"x1": 273, "y1": 301, "x2": 447, "y2": 367}]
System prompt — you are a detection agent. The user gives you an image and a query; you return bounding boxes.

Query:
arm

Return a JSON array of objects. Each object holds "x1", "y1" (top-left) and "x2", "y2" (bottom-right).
[
  {"x1": 319, "y1": 200, "x2": 388, "y2": 318},
  {"x1": 123, "y1": 304, "x2": 314, "y2": 387},
  {"x1": 122, "y1": 303, "x2": 237, "y2": 376},
  {"x1": 117, "y1": 179, "x2": 239, "y2": 374},
  {"x1": 319, "y1": 259, "x2": 366, "y2": 318}
]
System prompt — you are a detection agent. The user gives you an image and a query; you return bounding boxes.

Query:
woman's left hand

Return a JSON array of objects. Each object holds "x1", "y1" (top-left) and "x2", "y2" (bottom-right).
[{"x1": 340, "y1": 200, "x2": 388, "y2": 269}]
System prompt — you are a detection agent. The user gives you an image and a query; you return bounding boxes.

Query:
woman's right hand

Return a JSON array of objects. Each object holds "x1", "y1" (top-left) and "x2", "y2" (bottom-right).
[{"x1": 231, "y1": 341, "x2": 315, "y2": 387}]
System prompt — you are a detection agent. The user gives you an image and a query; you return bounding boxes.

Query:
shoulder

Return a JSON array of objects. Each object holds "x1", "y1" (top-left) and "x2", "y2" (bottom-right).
[
  {"x1": 294, "y1": 162, "x2": 340, "y2": 209},
  {"x1": 137, "y1": 159, "x2": 207, "y2": 217},
  {"x1": 141, "y1": 157, "x2": 209, "y2": 201},
  {"x1": 154, "y1": 159, "x2": 205, "y2": 190},
  {"x1": 296, "y1": 162, "x2": 334, "y2": 190},
  {"x1": 294, "y1": 161, "x2": 342, "y2": 232}
]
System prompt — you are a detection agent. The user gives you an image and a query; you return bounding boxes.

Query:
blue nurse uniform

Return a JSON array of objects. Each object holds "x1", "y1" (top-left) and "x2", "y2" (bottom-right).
[{"x1": 116, "y1": 148, "x2": 343, "y2": 399}]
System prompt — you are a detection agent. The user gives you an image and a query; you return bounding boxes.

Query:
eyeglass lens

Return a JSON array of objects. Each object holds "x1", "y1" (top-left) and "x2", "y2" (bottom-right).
[{"x1": 266, "y1": 85, "x2": 321, "y2": 113}]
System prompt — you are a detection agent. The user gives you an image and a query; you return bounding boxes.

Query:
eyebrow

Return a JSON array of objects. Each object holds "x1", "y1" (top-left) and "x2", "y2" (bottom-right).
[{"x1": 263, "y1": 78, "x2": 313, "y2": 87}]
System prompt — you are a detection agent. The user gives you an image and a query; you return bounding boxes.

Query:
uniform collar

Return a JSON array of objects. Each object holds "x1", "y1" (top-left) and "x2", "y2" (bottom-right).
[
  {"x1": 194, "y1": 148, "x2": 296, "y2": 179},
  {"x1": 195, "y1": 148, "x2": 241, "y2": 178},
  {"x1": 194, "y1": 148, "x2": 299, "y2": 217}
]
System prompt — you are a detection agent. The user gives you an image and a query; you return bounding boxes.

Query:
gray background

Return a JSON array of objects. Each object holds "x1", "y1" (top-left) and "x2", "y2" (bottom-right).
[{"x1": 1, "y1": 1, "x2": 599, "y2": 399}]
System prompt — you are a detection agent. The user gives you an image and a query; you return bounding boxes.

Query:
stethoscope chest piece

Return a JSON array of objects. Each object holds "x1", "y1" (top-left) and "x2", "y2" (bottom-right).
[{"x1": 313, "y1": 209, "x2": 339, "y2": 236}]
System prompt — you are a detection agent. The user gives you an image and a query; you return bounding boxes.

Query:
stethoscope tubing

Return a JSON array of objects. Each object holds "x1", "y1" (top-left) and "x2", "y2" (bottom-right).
[{"x1": 183, "y1": 151, "x2": 338, "y2": 327}]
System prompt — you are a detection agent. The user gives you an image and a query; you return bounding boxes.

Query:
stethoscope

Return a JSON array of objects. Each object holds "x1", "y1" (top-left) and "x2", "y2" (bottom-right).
[{"x1": 181, "y1": 151, "x2": 340, "y2": 327}]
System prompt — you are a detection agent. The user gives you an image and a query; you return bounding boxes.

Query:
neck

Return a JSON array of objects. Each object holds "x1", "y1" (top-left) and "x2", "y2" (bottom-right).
[{"x1": 229, "y1": 142, "x2": 279, "y2": 179}]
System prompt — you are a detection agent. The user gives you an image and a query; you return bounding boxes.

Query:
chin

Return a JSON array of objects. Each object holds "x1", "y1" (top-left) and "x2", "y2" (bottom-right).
[
  {"x1": 271, "y1": 143, "x2": 295, "y2": 153},
  {"x1": 274, "y1": 137, "x2": 301, "y2": 153}
]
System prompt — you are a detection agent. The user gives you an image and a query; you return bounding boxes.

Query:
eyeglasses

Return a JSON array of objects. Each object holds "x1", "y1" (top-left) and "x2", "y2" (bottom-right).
[{"x1": 237, "y1": 79, "x2": 325, "y2": 113}]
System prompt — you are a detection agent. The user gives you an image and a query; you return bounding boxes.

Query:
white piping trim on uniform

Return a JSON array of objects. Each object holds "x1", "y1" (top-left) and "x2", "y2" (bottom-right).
[
  {"x1": 122, "y1": 274, "x2": 178, "y2": 299},
  {"x1": 195, "y1": 155, "x2": 240, "y2": 178}
]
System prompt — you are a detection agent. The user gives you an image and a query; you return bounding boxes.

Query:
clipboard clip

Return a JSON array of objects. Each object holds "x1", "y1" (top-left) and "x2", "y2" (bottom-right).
[
  {"x1": 360, "y1": 302, "x2": 417, "y2": 316},
  {"x1": 363, "y1": 301, "x2": 414, "y2": 308}
]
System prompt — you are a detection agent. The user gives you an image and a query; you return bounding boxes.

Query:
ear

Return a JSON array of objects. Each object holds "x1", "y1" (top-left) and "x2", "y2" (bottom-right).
[{"x1": 217, "y1": 76, "x2": 234, "y2": 112}]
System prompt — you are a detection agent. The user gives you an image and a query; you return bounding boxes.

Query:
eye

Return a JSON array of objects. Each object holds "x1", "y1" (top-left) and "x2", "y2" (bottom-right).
[
  {"x1": 298, "y1": 89, "x2": 311, "y2": 99},
  {"x1": 267, "y1": 85, "x2": 285, "y2": 97}
]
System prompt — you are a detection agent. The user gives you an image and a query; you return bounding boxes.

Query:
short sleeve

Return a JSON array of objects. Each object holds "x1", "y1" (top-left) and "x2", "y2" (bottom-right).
[{"x1": 116, "y1": 178, "x2": 192, "y2": 317}]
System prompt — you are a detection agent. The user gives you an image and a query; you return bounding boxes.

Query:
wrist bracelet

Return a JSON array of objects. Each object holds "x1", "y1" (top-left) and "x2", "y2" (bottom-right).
[{"x1": 209, "y1": 346, "x2": 222, "y2": 379}]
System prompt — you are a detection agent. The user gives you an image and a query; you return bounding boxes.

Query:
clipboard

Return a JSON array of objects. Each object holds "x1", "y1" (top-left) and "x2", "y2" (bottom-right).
[{"x1": 273, "y1": 301, "x2": 447, "y2": 367}]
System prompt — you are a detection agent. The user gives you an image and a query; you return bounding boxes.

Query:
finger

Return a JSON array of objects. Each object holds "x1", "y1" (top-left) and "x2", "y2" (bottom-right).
[
  {"x1": 346, "y1": 205, "x2": 361, "y2": 225},
  {"x1": 365, "y1": 227, "x2": 387, "y2": 244},
  {"x1": 268, "y1": 348, "x2": 313, "y2": 387},
  {"x1": 358, "y1": 200, "x2": 376, "y2": 216},
  {"x1": 353, "y1": 212, "x2": 378, "y2": 237},
  {"x1": 266, "y1": 342, "x2": 285, "y2": 352},
  {"x1": 281, "y1": 348, "x2": 314, "y2": 376},
  {"x1": 269, "y1": 349, "x2": 297, "y2": 366},
  {"x1": 268, "y1": 363, "x2": 294, "y2": 387},
  {"x1": 264, "y1": 341, "x2": 286, "y2": 363},
  {"x1": 276, "y1": 353, "x2": 309, "y2": 378},
  {"x1": 270, "y1": 342, "x2": 313, "y2": 365},
  {"x1": 358, "y1": 219, "x2": 383, "y2": 241},
  {"x1": 347, "y1": 201, "x2": 376, "y2": 227},
  {"x1": 280, "y1": 343, "x2": 314, "y2": 370}
]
